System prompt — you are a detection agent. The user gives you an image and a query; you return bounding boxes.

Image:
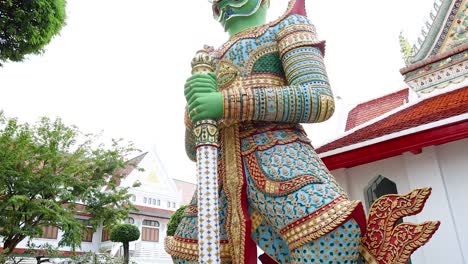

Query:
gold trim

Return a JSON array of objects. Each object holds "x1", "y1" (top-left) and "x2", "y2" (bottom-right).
[
  {"x1": 359, "y1": 244, "x2": 378, "y2": 264},
  {"x1": 277, "y1": 24, "x2": 317, "y2": 40},
  {"x1": 250, "y1": 209, "x2": 264, "y2": 233},
  {"x1": 280, "y1": 198, "x2": 360, "y2": 250},
  {"x1": 240, "y1": 128, "x2": 310, "y2": 155},
  {"x1": 279, "y1": 32, "x2": 323, "y2": 58},
  {"x1": 223, "y1": 125, "x2": 247, "y2": 263},
  {"x1": 165, "y1": 236, "x2": 232, "y2": 261}
]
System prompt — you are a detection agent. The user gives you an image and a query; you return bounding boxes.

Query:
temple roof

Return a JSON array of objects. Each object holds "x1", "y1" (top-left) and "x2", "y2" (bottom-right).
[
  {"x1": 316, "y1": 86, "x2": 468, "y2": 155},
  {"x1": 106, "y1": 152, "x2": 147, "y2": 189},
  {"x1": 406, "y1": 0, "x2": 467, "y2": 64},
  {"x1": 400, "y1": 0, "x2": 467, "y2": 95},
  {"x1": 133, "y1": 205, "x2": 174, "y2": 219}
]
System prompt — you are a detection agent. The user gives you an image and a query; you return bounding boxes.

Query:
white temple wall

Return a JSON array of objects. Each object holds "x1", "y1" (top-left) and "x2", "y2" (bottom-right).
[
  {"x1": 334, "y1": 154, "x2": 411, "y2": 212},
  {"x1": 12, "y1": 228, "x2": 100, "y2": 253},
  {"x1": 436, "y1": 138, "x2": 468, "y2": 264},
  {"x1": 331, "y1": 139, "x2": 468, "y2": 264},
  {"x1": 330, "y1": 168, "x2": 349, "y2": 194},
  {"x1": 402, "y1": 145, "x2": 464, "y2": 264}
]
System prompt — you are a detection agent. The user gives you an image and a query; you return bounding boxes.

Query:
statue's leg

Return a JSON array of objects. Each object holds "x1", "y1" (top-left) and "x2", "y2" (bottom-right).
[
  {"x1": 250, "y1": 208, "x2": 291, "y2": 263},
  {"x1": 243, "y1": 140, "x2": 364, "y2": 263},
  {"x1": 290, "y1": 218, "x2": 361, "y2": 263}
]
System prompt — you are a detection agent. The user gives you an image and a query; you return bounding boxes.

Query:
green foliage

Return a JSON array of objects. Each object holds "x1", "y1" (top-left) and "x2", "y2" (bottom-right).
[
  {"x1": 71, "y1": 252, "x2": 136, "y2": 264},
  {"x1": 166, "y1": 205, "x2": 187, "y2": 236},
  {"x1": 0, "y1": 112, "x2": 140, "y2": 254},
  {"x1": 24, "y1": 241, "x2": 60, "y2": 258},
  {"x1": 110, "y1": 224, "x2": 140, "y2": 243},
  {"x1": 0, "y1": 0, "x2": 66, "y2": 64}
]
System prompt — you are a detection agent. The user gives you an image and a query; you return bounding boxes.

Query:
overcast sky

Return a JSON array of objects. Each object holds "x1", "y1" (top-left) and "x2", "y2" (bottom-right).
[{"x1": 0, "y1": 0, "x2": 435, "y2": 183}]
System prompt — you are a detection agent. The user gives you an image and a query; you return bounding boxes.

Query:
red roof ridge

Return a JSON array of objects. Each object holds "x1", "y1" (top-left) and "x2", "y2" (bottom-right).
[
  {"x1": 345, "y1": 88, "x2": 410, "y2": 131},
  {"x1": 351, "y1": 88, "x2": 410, "y2": 110}
]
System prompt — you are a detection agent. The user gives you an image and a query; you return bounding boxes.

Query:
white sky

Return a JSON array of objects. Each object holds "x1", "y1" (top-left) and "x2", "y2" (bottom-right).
[{"x1": 0, "y1": 0, "x2": 434, "y2": 183}]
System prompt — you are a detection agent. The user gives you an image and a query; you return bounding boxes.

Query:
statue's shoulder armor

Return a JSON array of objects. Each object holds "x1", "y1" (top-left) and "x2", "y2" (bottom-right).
[{"x1": 275, "y1": 14, "x2": 326, "y2": 57}]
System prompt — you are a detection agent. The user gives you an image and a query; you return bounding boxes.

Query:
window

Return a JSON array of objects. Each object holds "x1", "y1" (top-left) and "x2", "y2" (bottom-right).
[
  {"x1": 151, "y1": 198, "x2": 156, "y2": 205},
  {"x1": 142, "y1": 220, "x2": 160, "y2": 242},
  {"x1": 126, "y1": 217, "x2": 135, "y2": 224},
  {"x1": 143, "y1": 197, "x2": 147, "y2": 204},
  {"x1": 363, "y1": 175, "x2": 411, "y2": 264},
  {"x1": 102, "y1": 229, "x2": 111, "y2": 242},
  {"x1": 78, "y1": 219, "x2": 93, "y2": 242},
  {"x1": 167, "y1": 201, "x2": 171, "y2": 208},
  {"x1": 143, "y1": 220, "x2": 160, "y2": 227},
  {"x1": 172, "y1": 202, "x2": 176, "y2": 208},
  {"x1": 40, "y1": 226, "x2": 58, "y2": 239},
  {"x1": 157, "y1": 199, "x2": 160, "y2": 206},
  {"x1": 364, "y1": 175, "x2": 398, "y2": 210},
  {"x1": 131, "y1": 195, "x2": 136, "y2": 202},
  {"x1": 82, "y1": 227, "x2": 94, "y2": 242}
]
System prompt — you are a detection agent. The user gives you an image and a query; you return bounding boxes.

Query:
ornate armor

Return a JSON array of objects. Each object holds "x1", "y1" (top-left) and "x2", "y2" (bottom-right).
[{"x1": 166, "y1": 1, "x2": 439, "y2": 263}]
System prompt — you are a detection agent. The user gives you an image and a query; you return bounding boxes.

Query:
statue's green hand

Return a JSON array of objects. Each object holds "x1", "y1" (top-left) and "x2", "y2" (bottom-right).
[
  {"x1": 184, "y1": 73, "x2": 223, "y2": 122},
  {"x1": 184, "y1": 73, "x2": 217, "y2": 98},
  {"x1": 188, "y1": 92, "x2": 223, "y2": 122}
]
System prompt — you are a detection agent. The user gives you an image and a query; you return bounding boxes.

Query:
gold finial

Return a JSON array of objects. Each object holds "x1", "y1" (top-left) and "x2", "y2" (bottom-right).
[{"x1": 191, "y1": 48, "x2": 215, "y2": 75}]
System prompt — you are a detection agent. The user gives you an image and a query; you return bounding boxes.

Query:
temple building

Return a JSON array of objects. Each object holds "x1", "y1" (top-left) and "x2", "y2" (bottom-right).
[
  {"x1": 2, "y1": 150, "x2": 196, "y2": 264},
  {"x1": 316, "y1": 0, "x2": 467, "y2": 263}
]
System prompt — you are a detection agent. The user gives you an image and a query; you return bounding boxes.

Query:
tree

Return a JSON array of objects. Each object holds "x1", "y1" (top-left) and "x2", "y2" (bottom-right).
[
  {"x1": 110, "y1": 224, "x2": 140, "y2": 264},
  {"x1": 166, "y1": 205, "x2": 187, "y2": 236},
  {"x1": 0, "y1": 113, "x2": 139, "y2": 257},
  {"x1": 0, "y1": 0, "x2": 66, "y2": 65}
]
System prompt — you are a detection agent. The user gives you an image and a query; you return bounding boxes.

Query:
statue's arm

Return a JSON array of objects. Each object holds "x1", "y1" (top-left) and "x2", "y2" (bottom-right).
[
  {"x1": 222, "y1": 15, "x2": 334, "y2": 123},
  {"x1": 184, "y1": 107, "x2": 197, "y2": 162}
]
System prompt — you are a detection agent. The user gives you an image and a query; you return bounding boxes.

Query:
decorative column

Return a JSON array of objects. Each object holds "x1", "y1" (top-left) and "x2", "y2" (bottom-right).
[{"x1": 191, "y1": 48, "x2": 221, "y2": 264}]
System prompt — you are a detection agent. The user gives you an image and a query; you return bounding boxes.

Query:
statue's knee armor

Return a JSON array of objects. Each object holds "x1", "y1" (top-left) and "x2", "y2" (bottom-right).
[
  {"x1": 290, "y1": 218, "x2": 361, "y2": 263},
  {"x1": 243, "y1": 136, "x2": 365, "y2": 253}
]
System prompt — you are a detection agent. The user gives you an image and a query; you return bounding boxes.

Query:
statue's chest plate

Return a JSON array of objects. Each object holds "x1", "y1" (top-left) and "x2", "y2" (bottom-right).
[{"x1": 215, "y1": 27, "x2": 285, "y2": 90}]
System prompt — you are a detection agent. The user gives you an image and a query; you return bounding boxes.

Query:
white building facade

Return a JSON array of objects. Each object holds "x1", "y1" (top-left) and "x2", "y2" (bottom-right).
[{"x1": 3, "y1": 150, "x2": 194, "y2": 264}]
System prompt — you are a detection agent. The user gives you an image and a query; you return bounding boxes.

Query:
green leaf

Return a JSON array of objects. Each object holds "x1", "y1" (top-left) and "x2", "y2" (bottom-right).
[{"x1": 0, "y1": 112, "x2": 140, "y2": 255}]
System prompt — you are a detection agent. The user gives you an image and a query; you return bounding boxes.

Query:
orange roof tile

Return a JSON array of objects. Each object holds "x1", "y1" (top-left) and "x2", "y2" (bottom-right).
[{"x1": 317, "y1": 87, "x2": 468, "y2": 154}]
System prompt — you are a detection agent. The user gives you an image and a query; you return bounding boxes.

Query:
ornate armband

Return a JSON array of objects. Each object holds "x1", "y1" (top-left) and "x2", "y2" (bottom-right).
[
  {"x1": 222, "y1": 88, "x2": 255, "y2": 121},
  {"x1": 277, "y1": 23, "x2": 324, "y2": 58}
]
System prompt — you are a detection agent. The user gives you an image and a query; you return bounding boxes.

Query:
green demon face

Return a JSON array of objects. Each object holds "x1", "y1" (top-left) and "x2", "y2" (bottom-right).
[{"x1": 209, "y1": 0, "x2": 263, "y2": 27}]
